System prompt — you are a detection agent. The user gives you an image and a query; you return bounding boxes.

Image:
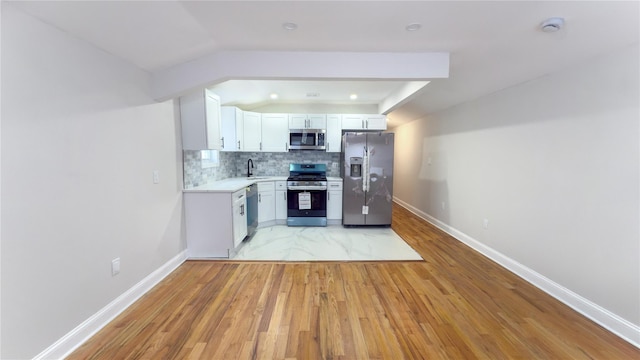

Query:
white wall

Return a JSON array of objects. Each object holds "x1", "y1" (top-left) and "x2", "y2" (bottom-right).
[
  {"x1": 1, "y1": 4, "x2": 185, "y2": 359},
  {"x1": 394, "y1": 44, "x2": 639, "y2": 332}
]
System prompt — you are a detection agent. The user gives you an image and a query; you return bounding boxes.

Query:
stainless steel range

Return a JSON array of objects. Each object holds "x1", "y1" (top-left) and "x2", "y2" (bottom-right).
[{"x1": 287, "y1": 163, "x2": 328, "y2": 227}]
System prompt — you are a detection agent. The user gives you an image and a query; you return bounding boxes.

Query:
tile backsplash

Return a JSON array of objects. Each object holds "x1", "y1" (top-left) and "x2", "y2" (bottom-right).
[
  {"x1": 183, "y1": 150, "x2": 236, "y2": 188},
  {"x1": 183, "y1": 150, "x2": 341, "y2": 188}
]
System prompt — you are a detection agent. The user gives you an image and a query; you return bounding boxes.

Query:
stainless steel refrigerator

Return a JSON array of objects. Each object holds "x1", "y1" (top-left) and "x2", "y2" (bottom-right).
[{"x1": 342, "y1": 132, "x2": 394, "y2": 226}]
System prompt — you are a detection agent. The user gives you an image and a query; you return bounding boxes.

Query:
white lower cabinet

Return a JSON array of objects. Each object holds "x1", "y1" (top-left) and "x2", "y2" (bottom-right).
[
  {"x1": 232, "y1": 190, "x2": 248, "y2": 247},
  {"x1": 185, "y1": 189, "x2": 246, "y2": 258},
  {"x1": 258, "y1": 181, "x2": 276, "y2": 225},
  {"x1": 275, "y1": 181, "x2": 287, "y2": 224},
  {"x1": 327, "y1": 180, "x2": 343, "y2": 223}
]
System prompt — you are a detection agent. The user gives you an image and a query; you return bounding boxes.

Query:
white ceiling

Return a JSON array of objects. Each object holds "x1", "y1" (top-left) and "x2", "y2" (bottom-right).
[
  {"x1": 207, "y1": 79, "x2": 421, "y2": 110},
  {"x1": 10, "y1": 1, "x2": 639, "y2": 128}
]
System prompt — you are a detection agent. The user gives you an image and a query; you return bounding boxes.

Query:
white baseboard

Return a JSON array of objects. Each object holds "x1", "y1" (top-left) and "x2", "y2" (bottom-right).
[
  {"x1": 393, "y1": 197, "x2": 640, "y2": 349},
  {"x1": 33, "y1": 250, "x2": 188, "y2": 360}
]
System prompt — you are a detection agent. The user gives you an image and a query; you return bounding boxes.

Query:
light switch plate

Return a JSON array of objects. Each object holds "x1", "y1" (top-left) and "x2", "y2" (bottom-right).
[{"x1": 111, "y1": 258, "x2": 120, "y2": 276}]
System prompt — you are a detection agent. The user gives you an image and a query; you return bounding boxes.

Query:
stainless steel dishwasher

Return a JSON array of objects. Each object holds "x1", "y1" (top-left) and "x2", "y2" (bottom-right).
[{"x1": 245, "y1": 183, "x2": 258, "y2": 239}]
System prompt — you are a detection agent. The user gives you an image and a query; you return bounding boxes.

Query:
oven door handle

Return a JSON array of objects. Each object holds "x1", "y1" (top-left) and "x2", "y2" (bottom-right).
[{"x1": 287, "y1": 186, "x2": 327, "y2": 191}]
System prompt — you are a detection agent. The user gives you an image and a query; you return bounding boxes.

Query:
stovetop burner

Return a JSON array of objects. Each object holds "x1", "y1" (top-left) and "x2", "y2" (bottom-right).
[
  {"x1": 287, "y1": 163, "x2": 327, "y2": 182},
  {"x1": 288, "y1": 174, "x2": 327, "y2": 181}
]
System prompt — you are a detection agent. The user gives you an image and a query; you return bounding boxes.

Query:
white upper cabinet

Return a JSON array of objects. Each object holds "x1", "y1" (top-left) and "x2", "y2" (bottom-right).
[
  {"x1": 326, "y1": 114, "x2": 342, "y2": 153},
  {"x1": 180, "y1": 89, "x2": 222, "y2": 150},
  {"x1": 288, "y1": 114, "x2": 327, "y2": 129},
  {"x1": 261, "y1": 113, "x2": 289, "y2": 152},
  {"x1": 242, "y1": 111, "x2": 262, "y2": 152},
  {"x1": 220, "y1": 106, "x2": 241, "y2": 152},
  {"x1": 364, "y1": 115, "x2": 387, "y2": 130},
  {"x1": 340, "y1": 114, "x2": 364, "y2": 130},
  {"x1": 341, "y1": 114, "x2": 387, "y2": 131}
]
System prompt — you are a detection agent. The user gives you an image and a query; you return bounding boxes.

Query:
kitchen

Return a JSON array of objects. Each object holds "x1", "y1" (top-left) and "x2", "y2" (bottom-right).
[
  {"x1": 181, "y1": 86, "x2": 408, "y2": 259},
  {"x1": 2, "y1": 1, "x2": 639, "y2": 359}
]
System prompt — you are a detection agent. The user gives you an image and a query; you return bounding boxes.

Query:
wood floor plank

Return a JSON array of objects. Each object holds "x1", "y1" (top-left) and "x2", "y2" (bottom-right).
[{"x1": 67, "y1": 203, "x2": 640, "y2": 359}]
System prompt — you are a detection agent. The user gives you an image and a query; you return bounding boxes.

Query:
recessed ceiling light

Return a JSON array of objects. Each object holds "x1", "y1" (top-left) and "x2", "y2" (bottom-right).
[
  {"x1": 540, "y1": 17, "x2": 564, "y2": 33},
  {"x1": 405, "y1": 23, "x2": 421, "y2": 31},
  {"x1": 350, "y1": 94, "x2": 358, "y2": 100},
  {"x1": 282, "y1": 22, "x2": 298, "y2": 31},
  {"x1": 306, "y1": 92, "x2": 320, "y2": 97},
  {"x1": 270, "y1": 93, "x2": 278, "y2": 99}
]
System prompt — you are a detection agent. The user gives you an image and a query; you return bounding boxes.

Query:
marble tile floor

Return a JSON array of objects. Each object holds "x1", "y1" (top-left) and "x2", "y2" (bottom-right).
[{"x1": 232, "y1": 225, "x2": 423, "y2": 261}]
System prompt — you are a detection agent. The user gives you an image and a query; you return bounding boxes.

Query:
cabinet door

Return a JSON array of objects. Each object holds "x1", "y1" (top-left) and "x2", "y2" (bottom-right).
[
  {"x1": 327, "y1": 191, "x2": 343, "y2": 220},
  {"x1": 258, "y1": 190, "x2": 276, "y2": 223},
  {"x1": 232, "y1": 193, "x2": 248, "y2": 247},
  {"x1": 275, "y1": 190, "x2": 287, "y2": 220},
  {"x1": 180, "y1": 90, "x2": 222, "y2": 150},
  {"x1": 288, "y1": 114, "x2": 308, "y2": 129},
  {"x1": 261, "y1": 113, "x2": 289, "y2": 152},
  {"x1": 243, "y1": 111, "x2": 262, "y2": 151},
  {"x1": 205, "y1": 89, "x2": 222, "y2": 149},
  {"x1": 220, "y1": 106, "x2": 240, "y2": 152},
  {"x1": 236, "y1": 109, "x2": 245, "y2": 151},
  {"x1": 327, "y1": 181, "x2": 343, "y2": 220},
  {"x1": 365, "y1": 115, "x2": 387, "y2": 130},
  {"x1": 341, "y1": 114, "x2": 365, "y2": 130},
  {"x1": 326, "y1": 114, "x2": 342, "y2": 153},
  {"x1": 307, "y1": 114, "x2": 327, "y2": 129}
]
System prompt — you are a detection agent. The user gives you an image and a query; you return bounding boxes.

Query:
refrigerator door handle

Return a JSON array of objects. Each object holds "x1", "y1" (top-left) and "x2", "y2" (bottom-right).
[{"x1": 362, "y1": 146, "x2": 370, "y2": 192}]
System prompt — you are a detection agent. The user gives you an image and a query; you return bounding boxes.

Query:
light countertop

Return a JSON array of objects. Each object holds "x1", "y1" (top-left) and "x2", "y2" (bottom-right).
[{"x1": 184, "y1": 176, "x2": 342, "y2": 193}]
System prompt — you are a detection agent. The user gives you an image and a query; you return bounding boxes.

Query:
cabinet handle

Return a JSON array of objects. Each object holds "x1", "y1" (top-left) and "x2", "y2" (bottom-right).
[
  {"x1": 221, "y1": 137, "x2": 225, "y2": 148},
  {"x1": 259, "y1": 193, "x2": 261, "y2": 202},
  {"x1": 327, "y1": 192, "x2": 330, "y2": 200},
  {"x1": 284, "y1": 192, "x2": 287, "y2": 200},
  {"x1": 260, "y1": 142, "x2": 262, "y2": 151},
  {"x1": 237, "y1": 140, "x2": 241, "y2": 150},
  {"x1": 362, "y1": 120, "x2": 364, "y2": 129},
  {"x1": 240, "y1": 204, "x2": 245, "y2": 215}
]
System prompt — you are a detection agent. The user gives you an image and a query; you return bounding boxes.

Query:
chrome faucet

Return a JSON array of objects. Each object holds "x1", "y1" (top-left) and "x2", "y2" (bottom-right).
[{"x1": 247, "y1": 159, "x2": 254, "y2": 177}]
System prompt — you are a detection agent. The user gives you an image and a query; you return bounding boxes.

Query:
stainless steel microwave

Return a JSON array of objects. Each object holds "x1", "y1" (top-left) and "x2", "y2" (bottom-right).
[{"x1": 289, "y1": 129, "x2": 326, "y2": 150}]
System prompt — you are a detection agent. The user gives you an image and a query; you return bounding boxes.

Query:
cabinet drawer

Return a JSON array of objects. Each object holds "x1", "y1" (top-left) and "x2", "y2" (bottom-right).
[
  {"x1": 258, "y1": 181, "x2": 275, "y2": 191},
  {"x1": 328, "y1": 181, "x2": 343, "y2": 190},
  {"x1": 275, "y1": 181, "x2": 287, "y2": 190},
  {"x1": 232, "y1": 189, "x2": 245, "y2": 201}
]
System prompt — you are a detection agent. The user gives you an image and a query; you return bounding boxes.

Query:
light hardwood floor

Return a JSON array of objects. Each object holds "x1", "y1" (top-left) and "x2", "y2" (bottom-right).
[{"x1": 68, "y1": 204, "x2": 639, "y2": 359}]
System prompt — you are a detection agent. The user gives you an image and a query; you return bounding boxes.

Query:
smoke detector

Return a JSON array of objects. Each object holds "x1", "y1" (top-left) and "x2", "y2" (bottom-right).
[{"x1": 540, "y1": 17, "x2": 564, "y2": 33}]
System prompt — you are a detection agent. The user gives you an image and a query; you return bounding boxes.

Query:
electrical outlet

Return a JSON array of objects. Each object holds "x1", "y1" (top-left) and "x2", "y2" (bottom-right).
[
  {"x1": 111, "y1": 258, "x2": 120, "y2": 276},
  {"x1": 153, "y1": 170, "x2": 160, "y2": 184},
  {"x1": 483, "y1": 219, "x2": 489, "y2": 229}
]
